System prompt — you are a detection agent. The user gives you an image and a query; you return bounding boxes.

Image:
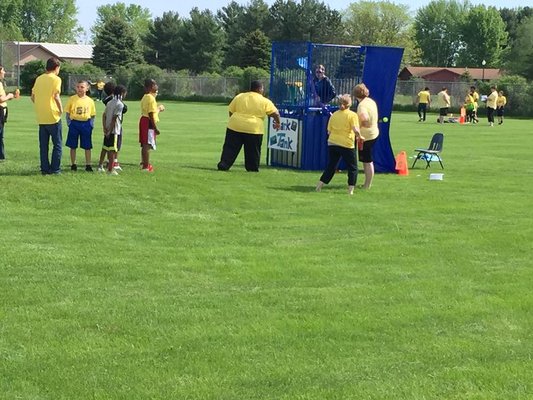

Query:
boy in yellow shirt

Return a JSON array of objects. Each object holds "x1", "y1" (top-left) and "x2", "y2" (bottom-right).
[
  {"x1": 65, "y1": 80, "x2": 96, "y2": 171},
  {"x1": 31, "y1": 57, "x2": 63, "y2": 175},
  {"x1": 139, "y1": 79, "x2": 165, "y2": 172}
]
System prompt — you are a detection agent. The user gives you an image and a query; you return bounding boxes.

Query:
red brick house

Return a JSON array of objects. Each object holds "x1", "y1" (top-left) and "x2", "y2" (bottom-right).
[{"x1": 399, "y1": 66, "x2": 502, "y2": 82}]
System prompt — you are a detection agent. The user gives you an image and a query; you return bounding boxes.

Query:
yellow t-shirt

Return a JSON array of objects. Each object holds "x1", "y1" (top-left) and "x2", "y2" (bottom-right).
[
  {"x1": 357, "y1": 97, "x2": 379, "y2": 141},
  {"x1": 65, "y1": 95, "x2": 96, "y2": 121},
  {"x1": 327, "y1": 109, "x2": 359, "y2": 149},
  {"x1": 418, "y1": 90, "x2": 430, "y2": 104},
  {"x1": 487, "y1": 91, "x2": 498, "y2": 109},
  {"x1": 0, "y1": 82, "x2": 6, "y2": 108},
  {"x1": 32, "y1": 72, "x2": 62, "y2": 124},
  {"x1": 497, "y1": 96, "x2": 507, "y2": 107},
  {"x1": 437, "y1": 90, "x2": 450, "y2": 109},
  {"x1": 97, "y1": 81, "x2": 105, "y2": 90},
  {"x1": 141, "y1": 93, "x2": 159, "y2": 123},
  {"x1": 227, "y1": 91, "x2": 278, "y2": 135}
]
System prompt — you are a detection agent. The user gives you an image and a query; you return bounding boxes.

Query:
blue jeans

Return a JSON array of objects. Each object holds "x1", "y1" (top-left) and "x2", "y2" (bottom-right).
[{"x1": 39, "y1": 122, "x2": 62, "y2": 174}]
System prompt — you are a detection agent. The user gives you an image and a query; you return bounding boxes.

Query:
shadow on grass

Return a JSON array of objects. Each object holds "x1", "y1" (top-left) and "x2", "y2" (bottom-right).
[
  {"x1": 182, "y1": 165, "x2": 219, "y2": 172},
  {"x1": 268, "y1": 185, "x2": 316, "y2": 193}
]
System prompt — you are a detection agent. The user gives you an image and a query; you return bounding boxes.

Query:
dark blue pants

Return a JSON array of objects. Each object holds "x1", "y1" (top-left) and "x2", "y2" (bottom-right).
[{"x1": 39, "y1": 122, "x2": 63, "y2": 174}]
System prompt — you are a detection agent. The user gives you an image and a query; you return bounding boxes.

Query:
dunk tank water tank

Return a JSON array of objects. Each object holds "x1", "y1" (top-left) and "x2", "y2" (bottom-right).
[{"x1": 267, "y1": 42, "x2": 404, "y2": 172}]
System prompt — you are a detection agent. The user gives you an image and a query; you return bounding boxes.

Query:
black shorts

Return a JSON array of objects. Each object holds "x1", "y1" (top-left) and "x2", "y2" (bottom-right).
[
  {"x1": 358, "y1": 138, "x2": 377, "y2": 163},
  {"x1": 439, "y1": 108, "x2": 449, "y2": 116},
  {"x1": 103, "y1": 134, "x2": 119, "y2": 152},
  {"x1": 497, "y1": 107, "x2": 504, "y2": 117}
]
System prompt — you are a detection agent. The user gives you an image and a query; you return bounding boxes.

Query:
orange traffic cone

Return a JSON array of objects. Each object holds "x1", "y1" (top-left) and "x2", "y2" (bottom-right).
[
  {"x1": 395, "y1": 151, "x2": 409, "y2": 176},
  {"x1": 459, "y1": 107, "x2": 466, "y2": 124}
]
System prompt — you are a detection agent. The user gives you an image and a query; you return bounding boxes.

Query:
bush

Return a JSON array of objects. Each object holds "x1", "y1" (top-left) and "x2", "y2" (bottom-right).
[
  {"x1": 19, "y1": 60, "x2": 45, "y2": 94},
  {"x1": 241, "y1": 66, "x2": 269, "y2": 92}
]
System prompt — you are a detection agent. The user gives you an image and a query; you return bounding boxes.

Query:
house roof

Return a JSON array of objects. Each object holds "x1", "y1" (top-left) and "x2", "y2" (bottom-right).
[
  {"x1": 15, "y1": 41, "x2": 93, "y2": 60},
  {"x1": 402, "y1": 66, "x2": 502, "y2": 80}
]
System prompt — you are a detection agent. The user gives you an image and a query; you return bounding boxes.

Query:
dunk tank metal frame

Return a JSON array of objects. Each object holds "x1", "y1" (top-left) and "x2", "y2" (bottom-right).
[{"x1": 267, "y1": 42, "x2": 403, "y2": 172}]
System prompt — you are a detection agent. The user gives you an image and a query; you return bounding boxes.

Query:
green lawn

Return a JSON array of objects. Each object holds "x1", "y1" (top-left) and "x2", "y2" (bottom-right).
[{"x1": 1, "y1": 97, "x2": 532, "y2": 399}]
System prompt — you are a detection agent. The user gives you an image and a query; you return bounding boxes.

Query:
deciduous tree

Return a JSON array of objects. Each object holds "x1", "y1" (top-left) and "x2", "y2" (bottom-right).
[
  {"x1": 457, "y1": 6, "x2": 508, "y2": 67},
  {"x1": 414, "y1": 0, "x2": 468, "y2": 66}
]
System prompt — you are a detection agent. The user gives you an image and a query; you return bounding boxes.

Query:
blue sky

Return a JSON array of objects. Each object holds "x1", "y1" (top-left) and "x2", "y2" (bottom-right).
[{"x1": 77, "y1": 0, "x2": 531, "y2": 34}]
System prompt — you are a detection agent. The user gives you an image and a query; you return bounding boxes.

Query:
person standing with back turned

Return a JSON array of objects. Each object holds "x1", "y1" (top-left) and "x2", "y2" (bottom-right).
[
  {"x1": 416, "y1": 87, "x2": 431, "y2": 122},
  {"x1": 31, "y1": 57, "x2": 63, "y2": 175},
  {"x1": 217, "y1": 80, "x2": 281, "y2": 172},
  {"x1": 353, "y1": 83, "x2": 379, "y2": 190}
]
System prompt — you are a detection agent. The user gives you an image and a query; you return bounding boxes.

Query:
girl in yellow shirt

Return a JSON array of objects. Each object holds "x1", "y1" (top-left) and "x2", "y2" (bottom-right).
[{"x1": 316, "y1": 94, "x2": 361, "y2": 195}]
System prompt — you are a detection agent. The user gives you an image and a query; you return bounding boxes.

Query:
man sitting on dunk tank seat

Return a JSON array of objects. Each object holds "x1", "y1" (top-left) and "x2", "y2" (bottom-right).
[{"x1": 312, "y1": 64, "x2": 336, "y2": 106}]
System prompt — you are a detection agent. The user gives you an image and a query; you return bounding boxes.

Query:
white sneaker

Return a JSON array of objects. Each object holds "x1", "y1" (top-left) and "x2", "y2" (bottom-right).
[
  {"x1": 113, "y1": 164, "x2": 122, "y2": 171},
  {"x1": 107, "y1": 170, "x2": 119, "y2": 176},
  {"x1": 97, "y1": 166, "x2": 105, "y2": 172}
]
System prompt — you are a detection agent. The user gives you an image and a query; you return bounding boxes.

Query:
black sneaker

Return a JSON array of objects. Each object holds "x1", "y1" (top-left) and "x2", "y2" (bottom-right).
[
  {"x1": 85, "y1": 165, "x2": 93, "y2": 172},
  {"x1": 71, "y1": 164, "x2": 77, "y2": 171}
]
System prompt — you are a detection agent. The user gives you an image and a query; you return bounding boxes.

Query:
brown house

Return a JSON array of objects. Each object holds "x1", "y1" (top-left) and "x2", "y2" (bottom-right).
[
  {"x1": 3, "y1": 41, "x2": 93, "y2": 70},
  {"x1": 399, "y1": 66, "x2": 502, "y2": 82}
]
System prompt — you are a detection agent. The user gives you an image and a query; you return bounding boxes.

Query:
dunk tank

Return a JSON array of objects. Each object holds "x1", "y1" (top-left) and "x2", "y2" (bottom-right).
[{"x1": 267, "y1": 42, "x2": 404, "y2": 172}]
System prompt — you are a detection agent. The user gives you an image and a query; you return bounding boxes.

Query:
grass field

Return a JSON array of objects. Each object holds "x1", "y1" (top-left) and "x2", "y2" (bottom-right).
[{"x1": 1, "y1": 97, "x2": 532, "y2": 399}]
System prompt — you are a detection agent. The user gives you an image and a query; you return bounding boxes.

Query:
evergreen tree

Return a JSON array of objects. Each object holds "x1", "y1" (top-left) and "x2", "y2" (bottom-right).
[
  {"x1": 267, "y1": 0, "x2": 343, "y2": 44},
  {"x1": 239, "y1": 29, "x2": 271, "y2": 70},
  {"x1": 505, "y1": 16, "x2": 533, "y2": 80},
  {"x1": 92, "y1": 16, "x2": 144, "y2": 75},
  {"x1": 181, "y1": 8, "x2": 224, "y2": 74},
  {"x1": 144, "y1": 12, "x2": 184, "y2": 70}
]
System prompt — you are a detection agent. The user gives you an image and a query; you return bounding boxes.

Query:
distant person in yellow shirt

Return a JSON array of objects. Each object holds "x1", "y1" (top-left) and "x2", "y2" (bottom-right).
[
  {"x1": 31, "y1": 57, "x2": 63, "y2": 175},
  {"x1": 416, "y1": 87, "x2": 431, "y2": 122},
  {"x1": 315, "y1": 94, "x2": 361, "y2": 195},
  {"x1": 437, "y1": 87, "x2": 451, "y2": 124},
  {"x1": 65, "y1": 80, "x2": 96, "y2": 171},
  {"x1": 486, "y1": 86, "x2": 498, "y2": 127},
  {"x1": 0, "y1": 64, "x2": 18, "y2": 161},
  {"x1": 470, "y1": 86, "x2": 480, "y2": 123},
  {"x1": 496, "y1": 90, "x2": 507, "y2": 125},
  {"x1": 217, "y1": 80, "x2": 281, "y2": 172},
  {"x1": 96, "y1": 79, "x2": 105, "y2": 101},
  {"x1": 139, "y1": 78, "x2": 165, "y2": 172}
]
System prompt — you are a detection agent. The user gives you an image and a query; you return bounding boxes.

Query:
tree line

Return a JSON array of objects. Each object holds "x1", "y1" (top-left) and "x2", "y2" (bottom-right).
[{"x1": 1, "y1": 0, "x2": 532, "y2": 80}]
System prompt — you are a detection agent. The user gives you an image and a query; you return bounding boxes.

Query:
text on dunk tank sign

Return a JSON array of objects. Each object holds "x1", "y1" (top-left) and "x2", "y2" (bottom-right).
[{"x1": 268, "y1": 117, "x2": 299, "y2": 152}]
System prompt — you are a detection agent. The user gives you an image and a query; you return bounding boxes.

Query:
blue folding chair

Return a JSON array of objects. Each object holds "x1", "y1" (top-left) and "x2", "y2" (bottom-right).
[{"x1": 412, "y1": 133, "x2": 444, "y2": 169}]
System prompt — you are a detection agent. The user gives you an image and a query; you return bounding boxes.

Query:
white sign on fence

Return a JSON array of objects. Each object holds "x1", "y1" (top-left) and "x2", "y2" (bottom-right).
[{"x1": 268, "y1": 117, "x2": 299, "y2": 152}]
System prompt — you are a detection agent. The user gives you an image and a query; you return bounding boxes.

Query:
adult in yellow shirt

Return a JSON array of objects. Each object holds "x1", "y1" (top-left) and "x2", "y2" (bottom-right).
[
  {"x1": 486, "y1": 86, "x2": 498, "y2": 127},
  {"x1": 416, "y1": 87, "x2": 431, "y2": 122},
  {"x1": 65, "y1": 80, "x2": 96, "y2": 171},
  {"x1": 316, "y1": 94, "x2": 361, "y2": 195},
  {"x1": 496, "y1": 90, "x2": 507, "y2": 125},
  {"x1": 437, "y1": 87, "x2": 451, "y2": 124},
  {"x1": 217, "y1": 80, "x2": 281, "y2": 172},
  {"x1": 0, "y1": 64, "x2": 18, "y2": 160},
  {"x1": 31, "y1": 57, "x2": 63, "y2": 175},
  {"x1": 354, "y1": 83, "x2": 379, "y2": 190}
]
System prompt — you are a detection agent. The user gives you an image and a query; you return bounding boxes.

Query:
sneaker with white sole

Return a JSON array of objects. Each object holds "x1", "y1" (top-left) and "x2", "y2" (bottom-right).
[
  {"x1": 97, "y1": 165, "x2": 105, "y2": 172},
  {"x1": 107, "y1": 170, "x2": 119, "y2": 176}
]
